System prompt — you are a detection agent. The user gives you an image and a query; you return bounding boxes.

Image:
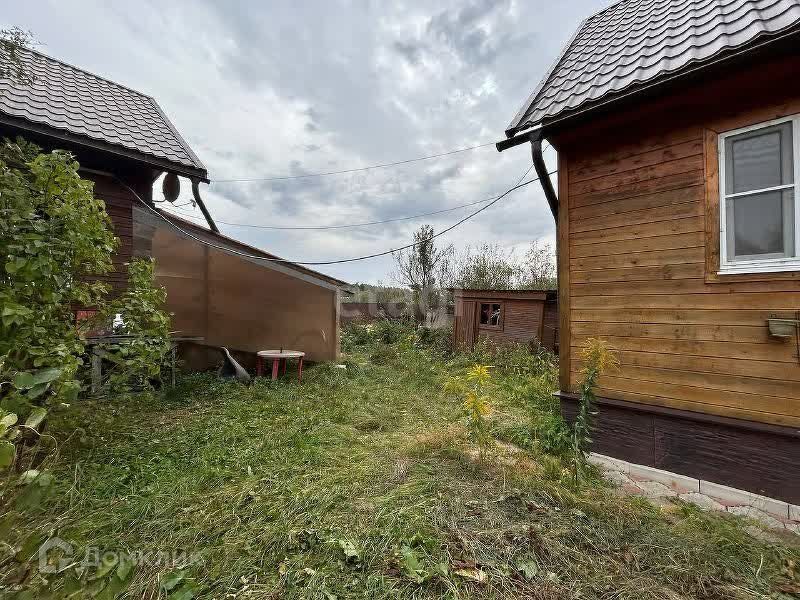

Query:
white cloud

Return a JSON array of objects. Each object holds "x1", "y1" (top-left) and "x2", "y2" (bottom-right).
[{"x1": 5, "y1": 0, "x2": 609, "y2": 283}]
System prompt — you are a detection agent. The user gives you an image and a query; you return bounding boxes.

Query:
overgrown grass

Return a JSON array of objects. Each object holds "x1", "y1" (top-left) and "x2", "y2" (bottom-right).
[{"x1": 1, "y1": 322, "x2": 798, "y2": 599}]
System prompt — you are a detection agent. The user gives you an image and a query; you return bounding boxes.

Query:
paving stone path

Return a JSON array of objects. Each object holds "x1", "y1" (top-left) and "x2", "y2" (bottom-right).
[{"x1": 589, "y1": 453, "x2": 800, "y2": 536}]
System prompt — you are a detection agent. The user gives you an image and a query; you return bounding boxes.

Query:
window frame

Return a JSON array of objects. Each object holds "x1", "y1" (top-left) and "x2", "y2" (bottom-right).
[
  {"x1": 478, "y1": 301, "x2": 504, "y2": 330},
  {"x1": 718, "y1": 113, "x2": 800, "y2": 274}
]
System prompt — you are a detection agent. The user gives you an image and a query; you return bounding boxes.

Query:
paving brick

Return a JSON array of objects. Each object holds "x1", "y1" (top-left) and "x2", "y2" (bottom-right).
[
  {"x1": 634, "y1": 480, "x2": 677, "y2": 499},
  {"x1": 603, "y1": 470, "x2": 634, "y2": 487},
  {"x1": 790, "y1": 504, "x2": 800, "y2": 523},
  {"x1": 621, "y1": 483, "x2": 643, "y2": 495},
  {"x1": 589, "y1": 453, "x2": 630, "y2": 474},
  {"x1": 678, "y1": 492, "x2": 725, "y2": 512},
  {"x1": 627, "y1": 463, "x2": 699, "y2": 494},
  {"x1": 699, "y1": 480, "x2": 789, "y2": 519},
  {"x1": 727, "y1": 506, "x2": 785, "y2": 530}
]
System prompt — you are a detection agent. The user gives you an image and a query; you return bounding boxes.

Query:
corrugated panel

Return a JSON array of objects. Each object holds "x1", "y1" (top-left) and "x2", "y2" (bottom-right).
[
  {"x1": 508, "y1": 0, "x2": 800, "y2": 134},
  {"x1": 0, "y1": 48, "x2": 206, "y2": 174}
]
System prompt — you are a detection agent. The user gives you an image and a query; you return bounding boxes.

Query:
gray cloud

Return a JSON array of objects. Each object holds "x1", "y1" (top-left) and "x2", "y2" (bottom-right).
[{"x1": 5, "y1": 0, "x2": 607, "y2": 283}]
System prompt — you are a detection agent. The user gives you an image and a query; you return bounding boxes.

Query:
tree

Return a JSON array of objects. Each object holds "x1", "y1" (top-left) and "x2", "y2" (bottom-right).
[
  {"x1": 392, "y1": 225, "x2": 453, "y2": 319},
  {"x1": 448, "y1": 243, "x2": 518, "y2": 290},
  {"x1": 0, "y1": 27, "x2": 35, "y2": 84},
  {"x1": 447, "y1": 240, "x2": 556, "y2": 291},
  {"x1": 518, "y1": 240, "x2": 556, "y2": 290}
]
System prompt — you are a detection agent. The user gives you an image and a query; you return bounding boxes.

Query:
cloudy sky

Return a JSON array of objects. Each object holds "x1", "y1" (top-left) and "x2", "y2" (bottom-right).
[{"x1": 6, "y1": 0, "x2": 608, "y2": 284}]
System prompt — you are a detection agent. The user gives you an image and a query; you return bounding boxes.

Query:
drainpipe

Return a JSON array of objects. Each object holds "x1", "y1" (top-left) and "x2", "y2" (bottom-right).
[
  {"x1": 191, "y1": 178, "x2": 220, "y2": 233},
  {"x1": 496, "y1": 128, "x2": 558, "y2": 221}
]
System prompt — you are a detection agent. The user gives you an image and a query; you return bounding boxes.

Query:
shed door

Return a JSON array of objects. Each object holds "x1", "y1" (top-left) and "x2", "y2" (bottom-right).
[{"x1": 456, "y1": 300, "x2": 477, "y2": 350}]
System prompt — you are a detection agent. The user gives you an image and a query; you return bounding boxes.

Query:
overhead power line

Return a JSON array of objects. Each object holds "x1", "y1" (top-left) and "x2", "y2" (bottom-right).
[
  {"x1": 165, "y1": 142, "x2": 553, "y2": 230},
  {"x1": 211, "y1": 140, "x2": 553, "y2": 183},
  {"x1": 123, "y1": 164, "x2": 554, "y2": 266},
  {"x1": 164, "y1": 192, "x2": 511, "y2": 230},
  {"x1": 211, "y1": 141, "x2": 498, "y2": 183}
]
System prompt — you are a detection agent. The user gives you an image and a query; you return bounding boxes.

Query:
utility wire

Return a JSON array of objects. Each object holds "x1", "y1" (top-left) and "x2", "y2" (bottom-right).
[
  {"x1": 123, "y1": 164, "x2": 554, "y2": 266},
  {"x1": 210, "y1": 140, "x2": 552, "y2": 183},
  {"x1": 164, "y1": 163, "x2": 538, "y2": 231},
  {"x1": 163, "y1": 143, "x2": 552, "y2": 230},
  {"x1": 163, "y1": 192, "x2": 512, "y2": 230},
  {"x1": 211, "y1": 141, "x2": 497, "y2": 183}
]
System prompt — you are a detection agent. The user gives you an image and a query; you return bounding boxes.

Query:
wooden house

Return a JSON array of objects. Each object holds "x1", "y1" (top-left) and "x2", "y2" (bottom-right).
[
  {"x1": 499, "y1": 0, "x2": 800, "y2": 503},
  {"x1": 452, "y1": 289, "x2": 558, "y2": 352},
  {"x1": 0, "y1": 48, "x2": 346, "y2": 364}
]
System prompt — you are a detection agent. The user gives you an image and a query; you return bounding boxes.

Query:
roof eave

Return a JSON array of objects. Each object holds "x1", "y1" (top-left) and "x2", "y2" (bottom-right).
[
  {"x1": 507, "y1": 24, "x2": 800, "y2": 139},
  {"x1": 0, "y1": 113, "x2": 209, "y2": 182}
]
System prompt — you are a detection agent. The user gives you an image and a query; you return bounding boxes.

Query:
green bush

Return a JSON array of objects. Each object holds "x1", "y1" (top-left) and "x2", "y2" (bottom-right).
[
  {"x1": 535, "y1": 411, "x2": 572, "y2": 457},
  {"x1": 369, "y1": 344, "x2": 399, "y2": 365},
  {"x1": 94, "y1": 258, "x2": 172, "y2": 393},
  {"x1": 415, "y1": 326, "x2": 452, "y2": 356},
  {"x1": 0, "y1": 137, "x2": 171, "y2": 475},
  {"x1": 341, "y1": 319, "x2": 417, "y2": 352},
  {"x1": 341, "y1": 320, "x2": 374, "y2": 351},
  {"x1": 0, "y1": 138, "x2": 116, "y2": 419},
  {"x1": 373, "y1": 318, "x2": 412, "y2": 344}
]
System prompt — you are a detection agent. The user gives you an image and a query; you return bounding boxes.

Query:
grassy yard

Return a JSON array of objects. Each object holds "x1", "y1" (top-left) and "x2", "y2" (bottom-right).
[{"x1": 2, "y1": 322, "x2": 799, "y2": 599}]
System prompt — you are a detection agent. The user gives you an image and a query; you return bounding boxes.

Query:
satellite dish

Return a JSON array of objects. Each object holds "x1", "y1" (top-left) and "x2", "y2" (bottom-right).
[{"x1": 162, "y1": 172, "x2": 180, "y2": 202}]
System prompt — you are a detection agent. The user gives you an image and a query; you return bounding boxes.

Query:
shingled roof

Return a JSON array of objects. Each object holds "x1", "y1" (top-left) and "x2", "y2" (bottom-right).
[
  {"x1": 0, "y1": 47, "x2": 207, "y2": 179},
  {"x1": 506, "y1": 0, "x2": 800, "y2": 136}
]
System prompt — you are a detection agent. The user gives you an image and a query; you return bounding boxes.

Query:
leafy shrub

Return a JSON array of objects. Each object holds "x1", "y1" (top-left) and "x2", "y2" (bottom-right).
[
  {"x1": 373, "y1": 318, "x2": 413, "y2": 344},
  {"x1": 341, "y1": 320, "x2": 374, "y2": 351},
  {"x1": 415, "y1": 326, "x2": 452, "y2": 356},
  {"x1": 571, "y1": 338, "x2": 619, "y2": 481},
  {"x1": 460, "y1": 338, "x2": 557, "y2": 382},
  {"x1": 0, "y1": 138, "x2": 116, "y2": 419},
  {"x1": 93, "y1": 258, "x2": 172, "y2": 393},
  {"x1": 0, "y1": 138, "x2": 171, "y2": 474},
  {"x1": 369, "y1": 344, "x2": 398, "y2": 365},
  {"x1": 535, "y1": 411, "x2": 572, "y2": 457}
]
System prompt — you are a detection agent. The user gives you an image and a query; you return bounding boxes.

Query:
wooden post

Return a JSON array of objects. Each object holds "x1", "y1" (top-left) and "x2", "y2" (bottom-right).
[
  {"x1": 171, "y1": 344, "x2": 177, "y2": 387},
  {"x1": 91, "y1": 347, "x2": 102, "y2": 396}
]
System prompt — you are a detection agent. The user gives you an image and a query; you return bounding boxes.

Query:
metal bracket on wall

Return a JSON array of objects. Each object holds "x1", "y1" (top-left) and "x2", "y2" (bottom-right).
[{"x1": 767, "y1": 315, "x2": 800, "y2": 364}]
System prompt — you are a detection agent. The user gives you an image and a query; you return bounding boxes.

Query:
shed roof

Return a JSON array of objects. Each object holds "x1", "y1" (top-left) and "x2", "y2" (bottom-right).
[
  {"x1": 0, "y1": 47, "x2": 207, "y2": 180},
  {"x1": 452, "y1": 288, "x2": 555, "y2": 301},
  {"x1": 507, "y1": 0, "x2": 800, "y2": 136},
  {"x1": 155, "y1": 209, "x2": 350, "y2": 289}
]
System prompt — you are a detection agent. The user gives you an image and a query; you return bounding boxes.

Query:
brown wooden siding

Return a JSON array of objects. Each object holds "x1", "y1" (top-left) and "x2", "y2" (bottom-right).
[
  {"x1": 85, "y1": 174, "x2": 135, "y2": 295},
  {"x1": 554, "y1": 52, "x2": 800, "y2": 428},
  {"x1": 541, "y1": 299, "x2": 558, "y2": 353},
  {"x1": 479, "y1": 299, "x2": 545, "y2": 345},
  {"x1": 452, "y1": 290, "x2": 557, "y2": 352}
]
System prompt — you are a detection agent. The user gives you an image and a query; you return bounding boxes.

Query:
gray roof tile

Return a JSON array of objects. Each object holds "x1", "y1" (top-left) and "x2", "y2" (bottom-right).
[
  {"x1": 507, "y1": 0, "x2": 800, "y2": 135},
  {"x1": 0, "y1": 48, "x2": 206, "y2": 176}
]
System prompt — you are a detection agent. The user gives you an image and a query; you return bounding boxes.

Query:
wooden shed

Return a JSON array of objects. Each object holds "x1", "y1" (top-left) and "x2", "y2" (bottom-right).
[
  {"x1": 499, "y1": 0, "x2": 800, "y2": 503},
  {"x1": 452, "y1": 289, "x2": 558, "y2": 352}
]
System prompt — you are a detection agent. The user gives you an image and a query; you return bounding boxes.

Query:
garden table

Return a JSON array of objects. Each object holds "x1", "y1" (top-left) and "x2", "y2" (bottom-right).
[
  {"x1": 85, "y1": 334, "x2": 204, "y2": 395},
  {"x1": 256, "y1": 350, "x2": 305, "y2": 381}
]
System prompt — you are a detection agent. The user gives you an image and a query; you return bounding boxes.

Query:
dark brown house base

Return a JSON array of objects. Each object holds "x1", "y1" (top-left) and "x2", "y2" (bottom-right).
[{"x1": 558, "y1": 393, "x2": 800, "y2": 505}]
